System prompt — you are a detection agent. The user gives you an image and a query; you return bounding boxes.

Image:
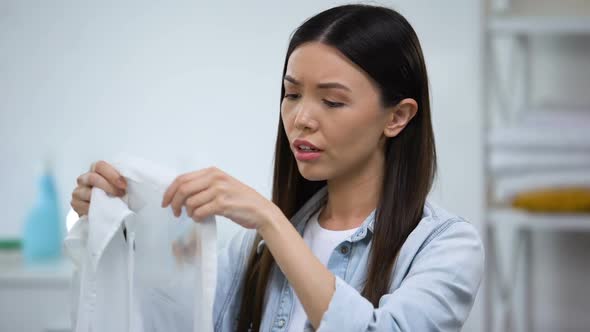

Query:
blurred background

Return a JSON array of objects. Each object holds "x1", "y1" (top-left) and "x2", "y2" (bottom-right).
[{"x1": 1, "y1": 0, "x2": 589, "y2": 331}]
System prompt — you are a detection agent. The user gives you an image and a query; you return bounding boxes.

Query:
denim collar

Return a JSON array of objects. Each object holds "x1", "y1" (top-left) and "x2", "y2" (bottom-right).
[{"x1": 257, "y1": 185, "x2": 376, "y2": 253}]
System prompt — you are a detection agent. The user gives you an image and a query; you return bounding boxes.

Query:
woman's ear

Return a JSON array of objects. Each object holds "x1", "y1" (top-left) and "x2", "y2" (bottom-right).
[{"x1": 383, "y1": 98, "x2": 418, "y2": 138}]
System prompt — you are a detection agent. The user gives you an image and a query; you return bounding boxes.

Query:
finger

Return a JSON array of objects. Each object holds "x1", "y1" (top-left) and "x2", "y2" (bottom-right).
[
  {"x1": 185, "y1": 186, "x2": 217, "y2": 217},
  {"x1": 77, "y1": 172, "x2": 124, "y2": 196},
  {"x1": 169, "y1": 178, "x2": 210, "y2": 217},
  {"x1": 94, "y1": 160, "x2": 126, "y2": 190},
  {"x1": 72, "y1": 186, "x2": 92, "y2": 202},
  {"x1": 191, "y1": 199, "x2": 219, "y2": 223},
  {"x1": 162, "y1": 171, "x2": 203, "y2": 208},
  {"x1": 70, "y1": 199, "x2": 90, "y2": 217},
  {"x1": 162, "y1": 167, "x2": 213, "y2": 208}
]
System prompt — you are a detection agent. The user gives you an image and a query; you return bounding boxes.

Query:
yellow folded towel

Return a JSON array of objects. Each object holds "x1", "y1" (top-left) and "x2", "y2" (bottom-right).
[{"x1": 512, "y1": 188, "x2": 590, "y2": 212}]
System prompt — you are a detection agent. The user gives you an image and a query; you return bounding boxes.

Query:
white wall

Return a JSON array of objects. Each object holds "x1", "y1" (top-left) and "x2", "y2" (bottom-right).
[{"x1": 0, "y1": 0, "x2": 484, "y2": 331}]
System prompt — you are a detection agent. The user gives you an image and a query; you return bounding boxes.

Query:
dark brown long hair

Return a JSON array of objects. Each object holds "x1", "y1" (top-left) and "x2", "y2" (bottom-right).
[{"x1": 237, "y1": 4, "x2": 436, "y2": 331}]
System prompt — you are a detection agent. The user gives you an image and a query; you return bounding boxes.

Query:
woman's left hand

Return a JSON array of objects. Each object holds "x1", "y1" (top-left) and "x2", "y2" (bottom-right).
[{"x1": 161, "y1": 167, "x2": 279, "y2": 230}]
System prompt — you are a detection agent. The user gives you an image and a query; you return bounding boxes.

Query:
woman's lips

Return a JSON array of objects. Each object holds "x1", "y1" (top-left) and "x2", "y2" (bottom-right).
[
  {"x1": 294, "y1": 148, "x2": 322, "y2": 161},
  {"x1": 292, "y1": 139, "x2": 323, "y2": 161}
]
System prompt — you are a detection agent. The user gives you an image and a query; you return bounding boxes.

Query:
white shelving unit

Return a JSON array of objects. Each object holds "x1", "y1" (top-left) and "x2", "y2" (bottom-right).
[
  {"x1": 489, "y1": 16, "x2": 590, "y2": 35},
  {"x1": 488, "y1": 208, "x2": 590, "y2": 231},
  {"x1": 482, "y1": 1, "x2": 590, "y2": 332}
]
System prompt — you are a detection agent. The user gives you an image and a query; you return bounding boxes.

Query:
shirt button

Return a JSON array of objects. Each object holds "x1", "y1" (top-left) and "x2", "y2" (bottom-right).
[
  {"x1": 277, "y1": 319, "x2": 286, "y2": 327},
  {"x1": 340, "y1": 245, "x2": 350, "y2": 255}
]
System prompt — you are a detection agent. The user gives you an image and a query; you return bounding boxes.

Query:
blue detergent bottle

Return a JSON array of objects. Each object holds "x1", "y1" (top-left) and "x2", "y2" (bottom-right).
[{"x1": 22, "y1": 160, "x2": 63, "y2": 264}]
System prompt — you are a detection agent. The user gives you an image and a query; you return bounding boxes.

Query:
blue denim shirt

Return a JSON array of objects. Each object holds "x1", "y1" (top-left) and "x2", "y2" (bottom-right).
[{"x1": 213, "y1": 185, "x2": 484, "y2": 331}]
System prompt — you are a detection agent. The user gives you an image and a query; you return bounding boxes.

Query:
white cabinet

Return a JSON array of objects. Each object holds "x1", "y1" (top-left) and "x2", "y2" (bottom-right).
[{"x1": 0, "y1": 256, "x2": 73, "y2": 332}]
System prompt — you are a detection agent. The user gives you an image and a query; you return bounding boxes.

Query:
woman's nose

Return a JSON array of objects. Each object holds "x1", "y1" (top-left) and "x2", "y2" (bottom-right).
[{"x1": 294, "y1": 105, "x2": 318, "y2": 132}]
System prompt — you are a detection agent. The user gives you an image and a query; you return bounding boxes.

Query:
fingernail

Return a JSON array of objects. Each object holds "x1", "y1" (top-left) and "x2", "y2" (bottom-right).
[{"x1": 118, "y1": 177, "x2": 127, "y2": 189}]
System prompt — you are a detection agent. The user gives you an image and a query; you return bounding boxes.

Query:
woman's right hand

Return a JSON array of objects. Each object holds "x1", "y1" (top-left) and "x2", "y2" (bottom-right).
[{"x1": 70, "y1": 160, "x2": 127, "y2": 217}]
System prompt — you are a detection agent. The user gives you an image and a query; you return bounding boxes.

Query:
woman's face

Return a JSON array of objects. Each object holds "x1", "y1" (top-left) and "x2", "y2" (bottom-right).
[{"x1": 281, "y1": 42, "x2": 395, "y2": 182}]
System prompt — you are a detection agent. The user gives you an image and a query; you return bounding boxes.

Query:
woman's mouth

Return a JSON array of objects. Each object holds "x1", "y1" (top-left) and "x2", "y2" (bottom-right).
[
  {"x1": 294, "y1": 145, "x2": 323, "y2": 161},
  {"x1": 292, "y1": 139, "x2": 323, "y2": 161}
]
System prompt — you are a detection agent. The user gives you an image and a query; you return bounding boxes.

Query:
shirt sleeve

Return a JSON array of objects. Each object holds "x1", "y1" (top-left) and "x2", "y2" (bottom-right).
[{"x1": 316, "y1": 220, "x2": 485, "y2": 332}]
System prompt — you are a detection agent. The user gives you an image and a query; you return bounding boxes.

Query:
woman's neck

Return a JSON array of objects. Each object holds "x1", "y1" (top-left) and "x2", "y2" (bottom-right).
[{"x1": 319, "y1": 160, "x2": 384, "y2": 231}]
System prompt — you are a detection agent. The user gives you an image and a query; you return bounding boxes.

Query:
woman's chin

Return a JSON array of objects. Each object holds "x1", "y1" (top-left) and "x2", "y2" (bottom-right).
[{"x1": 297, "y1": 166, "x2": 328, "y2": 182}]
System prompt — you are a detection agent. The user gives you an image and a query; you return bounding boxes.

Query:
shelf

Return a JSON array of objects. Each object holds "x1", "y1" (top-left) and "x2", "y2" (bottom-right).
[
  {"x1": 489, "y1": 15, "x2": 590, "y2": 35},
  {"x1": 486, "y1": 207, "x2": 590, "y2": 231},
  {"x1": 0, "y1": 254, "x2": 73, "y2": 287}
]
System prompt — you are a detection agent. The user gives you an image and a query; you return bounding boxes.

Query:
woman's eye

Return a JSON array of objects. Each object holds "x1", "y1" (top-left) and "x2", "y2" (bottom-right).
[
  {"x1": 323, "y1": 99, "x2": 345, "y2": 108},
  {"x1": 283, "y1": 93, "x2": 300, "y2": 100}
]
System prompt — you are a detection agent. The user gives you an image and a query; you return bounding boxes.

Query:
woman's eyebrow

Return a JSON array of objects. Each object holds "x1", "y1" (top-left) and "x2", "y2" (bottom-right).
[{"x1": 284, "y1": 75, "x2": 351, "y2": 92}]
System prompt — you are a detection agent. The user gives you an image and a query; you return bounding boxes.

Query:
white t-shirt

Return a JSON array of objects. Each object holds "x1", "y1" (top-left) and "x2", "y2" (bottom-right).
[{"x1": 287, "y1": 207, "x2": 359, "y2": 332}]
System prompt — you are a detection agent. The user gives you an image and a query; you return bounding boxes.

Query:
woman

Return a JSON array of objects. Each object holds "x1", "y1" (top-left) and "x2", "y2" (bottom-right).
[{"x1": 71, "y1": 4, "x2": 484, "y2": 331}]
